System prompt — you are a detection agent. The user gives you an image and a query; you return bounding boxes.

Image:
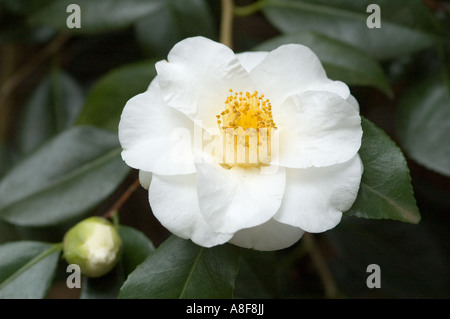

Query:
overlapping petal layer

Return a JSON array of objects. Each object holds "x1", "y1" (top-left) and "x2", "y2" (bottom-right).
[
  {"x1": 249, "y1": 44, "x2": 350, "y2": 107},
  {"x1": 156, "y1": 37, "x2": 253, "y2": 130},
  {"x1": 149, "y1": 173, "x2": 233, "y2": 247},
  {"x1": 274, "y1": 155, "x2": 363, "y2": 233},
  {"x1": 196, "y1": 162, "x2": 286, "y2": 234},
  {"x1": 275, "y1": 91, "x2": 362, "y2": 168},
  {"x1": 119, "y1": 81, "x2": 196, "y2": 175},
  {"x1": 229, "y1": 219, "x2": 305, "y2": 251}
]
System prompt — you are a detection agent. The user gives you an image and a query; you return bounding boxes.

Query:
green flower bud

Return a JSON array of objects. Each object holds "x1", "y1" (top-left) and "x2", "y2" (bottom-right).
[{"x1": 63, "y1": 217, "x2": 122, "y2": 278}]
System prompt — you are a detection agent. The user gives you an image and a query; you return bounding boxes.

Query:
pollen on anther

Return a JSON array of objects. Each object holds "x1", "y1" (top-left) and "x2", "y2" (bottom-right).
[
  {"x1": 215, "y1": 89, "x2": 277, "y2": 168},
  {"x1": 216, "y1": 89, "x2": 277, "y2": 136}
]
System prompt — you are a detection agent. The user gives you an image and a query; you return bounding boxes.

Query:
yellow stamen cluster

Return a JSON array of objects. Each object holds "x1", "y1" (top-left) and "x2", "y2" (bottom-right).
[
  {"x1": 217, "y1": 89, "x2": 276, "y2": 130},
  {"x1": 215, "y1": 90, "x2": 277, "y2": 168}
]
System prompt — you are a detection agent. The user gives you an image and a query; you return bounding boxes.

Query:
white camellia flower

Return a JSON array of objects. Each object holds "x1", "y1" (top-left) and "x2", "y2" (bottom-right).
[{"x1": 119, "y1": 36, "x2": 363, "y2": 251}]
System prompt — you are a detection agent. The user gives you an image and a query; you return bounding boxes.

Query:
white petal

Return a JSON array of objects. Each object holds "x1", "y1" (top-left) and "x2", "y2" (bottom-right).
[
  {"x1": 119, "y1": 80, "x2": 196, "y2": 175},
  {"x1": 306, "y1": 80, "x2": 350, "y2": 100},
  {"x1": 235, "y1": 51, "x2": 268, "y2": 72},
  {"x1": 149, "y1": 174, "x2": 233, "y2": 247},
  {"x1": 346, "y1": 94, "x2": 360, "y2": 111},
  {"x1": 156, "y1": 36, "x2": 252, "y2": 130},
  {"x1": 250, "y1": 43, "x2": 349, "y2": 107},
  {"x1": 276, "y1": 91, "x2": 362, "y2": 168},
  {"x1": 229, "y1": 219, "x2": 305, "y2": 251},
  {"x1": 196, "y1": 162, "x2": 286, "y2": 234},
  {"x1": 138, "y1": 170, "x2": 152, "y2": 190},
  {"x1": 274, "y1": 155, "x2": 363, "y2": 233}
]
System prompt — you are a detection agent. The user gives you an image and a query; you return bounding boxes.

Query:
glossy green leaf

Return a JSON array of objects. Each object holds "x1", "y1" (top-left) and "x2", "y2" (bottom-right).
[
  {"x1": 255, "y1": 31, "x2": 392, "y2": 96},
  {"x1": 234, "y1": 250, "x2": 278, "y2": 298},
  {"x1": 17, "y1": 69, "x2": 84, "y2": 155},
  {"x1": 119, "y1": 236, "x2": 240, "y2": 299},
  {"x1": 80, "y1": 266, "x2": 124, "y2": 299},
  {"x1": 234, "y1": 257, "x2": 273, "y2": 299},
  {"x1": 28, "y1": 0, "x2": 164, "y2": 34},
  {"x1": 262, "y1": 0, "x2": 439, "y2": 60},
  {"x1": 0, "y1": 126, "x2": 130, "y2": 227},
  {"x1": 0, "y1": 241, "x2": 61, "y2": 298},
  {"x1": 76, "y1": 60, "x2": 157, "y2": 131},
  {"x1": 135, "y1": 0, "x2": 215, "y2": 57},
  {"x1": 118, "y1": 225, "x2": 155, "y2": 275},
  {"x1": 396, "y1": 77, "x2": 450, "y2": 177},
  {"x1": 80, "y1": 225, "x2": 154, "y2": 299},
  {"x1": 346, "y1": 117, "x2": 420, "y2": 223}
]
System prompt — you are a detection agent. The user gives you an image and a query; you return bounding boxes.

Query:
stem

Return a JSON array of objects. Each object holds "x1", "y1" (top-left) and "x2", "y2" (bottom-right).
[
  {"x1": 234, "y1": 0, "x2": 267, "y2": 16},
  {"x1": 112, "y1": 213, "x2": 120, "y2": 230},
  {"x1": 220, "y1": 0, "x2": 234, "y2": 48},
  {"x1": 0, "y1": 33, "x2": 70, "y2": 114},
  {"x1": 0, "y1": 243, "x2": 63, "y2": 291},
  {"x1": 0, "y1": 44, "x2": 18, "y2": 142},
  {"x1": 103, "y1": 178, "x2": 141, "y2": 219},
  {"x1": 437, "y1": 41, "x2": 450, "y2": 102},
  {"x1": 303, "y1": 233, "x2": 339, "y2": 299}
]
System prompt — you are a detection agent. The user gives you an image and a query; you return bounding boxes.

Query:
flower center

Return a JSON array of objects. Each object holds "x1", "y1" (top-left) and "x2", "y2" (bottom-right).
[{"x1": 215, "y1": 89, "x2": 277, "y2": 168}]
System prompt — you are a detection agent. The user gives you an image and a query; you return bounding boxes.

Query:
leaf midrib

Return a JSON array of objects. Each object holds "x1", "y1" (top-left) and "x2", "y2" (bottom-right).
[
  {"x1": 360, "y1": 181, "x2": 419, "y2": 223},
  {"x1": 179, "y1": 247, "x2": 204, "y2": 299},
  {"x1": 0, "y1": 146, "x2": 122, "y2": 212}
]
